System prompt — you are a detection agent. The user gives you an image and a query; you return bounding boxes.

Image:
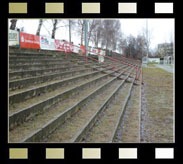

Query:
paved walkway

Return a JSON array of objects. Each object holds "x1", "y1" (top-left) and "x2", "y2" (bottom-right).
[{"x1": 155, "y1": 64, "x2": 174, "y2": 73}]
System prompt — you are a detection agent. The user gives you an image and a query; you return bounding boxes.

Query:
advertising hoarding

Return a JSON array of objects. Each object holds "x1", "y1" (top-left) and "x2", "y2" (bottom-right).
[
  {"x1": 20, "y1": 32, "x2": 40, "y2": 49},
  {"x1": 40, "y1": 36, "x2": 55, "y2": 50},
  {"x1": 9, "y1": 30, "x2": 19, "y2": 47}
]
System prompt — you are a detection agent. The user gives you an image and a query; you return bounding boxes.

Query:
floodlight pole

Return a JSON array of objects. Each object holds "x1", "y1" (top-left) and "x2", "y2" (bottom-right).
[
  {"x1": 146, "y1": 19, "x2": 149, "y2": 58},
  {"x1": 84, "y1": 20, "x2": 88, "y2": 60},
  {"x1": 69, "y1": 20, "x2": 71, "y2": 43}
]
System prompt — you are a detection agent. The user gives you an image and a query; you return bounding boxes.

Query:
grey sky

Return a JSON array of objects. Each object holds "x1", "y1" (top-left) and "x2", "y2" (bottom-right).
[{"x1": 11, "y1": 18, "x2": 174, "y2": 51}]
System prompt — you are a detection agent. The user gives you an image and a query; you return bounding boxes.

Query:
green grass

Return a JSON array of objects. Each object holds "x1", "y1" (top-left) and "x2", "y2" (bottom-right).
[{"x1": 142, "y1": 67, "x2": 173, "y2": 143}]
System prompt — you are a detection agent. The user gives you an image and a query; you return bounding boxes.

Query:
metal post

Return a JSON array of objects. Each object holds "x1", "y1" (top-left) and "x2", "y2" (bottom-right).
[
  {"x1": 146, "y1": 19, "x2": 149, "y2": 59},
  {"x1": 84, "y1": 20, "x2": 88, "y2": 63},
  {"x1": 69, "y1": 20, "x2": 71, "y2": 43},
  {"x1": 113, "y1": 61, "x2": 116, "y2": 71},
  {"x1": 141, "y1": 67, "x2": 144, "y2": 85},
  {"x1": 135, "y1": 66, "x2": 138, "y2": 81}
]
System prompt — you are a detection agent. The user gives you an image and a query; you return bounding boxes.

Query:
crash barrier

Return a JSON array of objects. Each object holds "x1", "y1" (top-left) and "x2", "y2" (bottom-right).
[{"x1": 9, "y1": 30, "x2": 142, "y2": 82}]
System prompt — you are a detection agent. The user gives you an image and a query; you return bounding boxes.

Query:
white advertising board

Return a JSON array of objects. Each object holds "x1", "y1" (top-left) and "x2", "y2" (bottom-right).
[
  {"x1": 9, "y1": 30, "x2": 19, "y2": 47},
  {"x1": 73, "y1": 46, "x2": 80, "y2": 54},
  {"x1": 40, "y1": 36, "x2": 55, "y2": 50},
  {"x1": 98, "y1": 50, "x2": 105, "y2": 63}
]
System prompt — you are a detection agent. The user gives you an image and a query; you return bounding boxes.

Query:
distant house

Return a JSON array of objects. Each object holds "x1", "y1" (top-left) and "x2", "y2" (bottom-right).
[
  {"x1": 142, "y1": 56, "x2": 148, "y2": 66},
  {"x1": 157, "y1": 43, "x2": 174, "y2": 64},
  {"x1": 148, "y1": 57, "x2": 160, "y2": 64},
  {"x1": 158, "y1": 43, "x2": 173, "y2": 57}
]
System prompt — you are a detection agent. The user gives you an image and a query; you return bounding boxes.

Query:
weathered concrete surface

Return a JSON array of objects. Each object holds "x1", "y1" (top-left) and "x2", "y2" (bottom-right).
[
  {"x1": 9, "y1": 68, "x2": 93, "y2": 90},
  {"x1": 9, "y1": 72, "x2": 112, "y2": 132},
  {"x1": 9, "y1": 65, "x2": 85, "y2": 80},
  {"x1": 22, "y1": 76, "x2": 118, "y2": 142},
  {"x1": 9, "y1": 69, "x2": 104, "y2": 104}
]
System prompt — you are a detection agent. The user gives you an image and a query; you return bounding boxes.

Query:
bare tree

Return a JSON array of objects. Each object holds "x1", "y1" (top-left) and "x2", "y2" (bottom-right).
[
  {"x1": 50, "y1": 19, "x2": 67, "y2": 39},
  {"x1": 87, "y1": 20, "x2": 99, "y2": 46},
  {"x1": 110, "y1": 20, "x2": 121, "y2": 51},
  {"x1": 10, "y1": 19, "x2": 17, "y2": 30},
  {"x1": 122, "y1": 34, "x2": 147, "y2": 59},
  {"x1": 100, "y1": 20, "x2": 122, "y2": 51},
  {"x1": 169, "y1": 30, "x2": 174, "y2": 44},
  {"x1": 36, "y1": 19, "x2": 44, "y2": 36},
  {"x1": 75, "y1": 20, "x2": 85, "y2": 45},
  {"x1": 101, "y1": 20, "x2": 111, "y2": 49},
  {"x1": 51, "y1": 19, "x2": 58, "y2": 39},
  {"x1": 117, "y1": 32, "x2": 124, "y2": 54},
  {"x1": 91, "y1": 20, "x2": 103, "y2": 47}
]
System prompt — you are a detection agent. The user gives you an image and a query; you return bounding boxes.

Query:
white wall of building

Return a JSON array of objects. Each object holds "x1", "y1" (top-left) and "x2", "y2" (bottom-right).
[{"x1": 148, "y1": 58, "x2": 160, "y2": 63}]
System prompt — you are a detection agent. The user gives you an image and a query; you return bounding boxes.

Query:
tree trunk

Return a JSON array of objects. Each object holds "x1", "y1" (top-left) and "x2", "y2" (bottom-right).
[
  {"x1": 88, "y1": 25, "x2": 93, "y2": 47},
  {"x1": 87, "y1": 21, "x2": 94, "y2": 46},
  {"x1": 10, "y1": 19, "x2": 17, "y2": 30},
  {"x1": 36, "y1": 19, "x2": 43, "y2": 36},
  {"x1": 96, "y1": 31, "x2": 100, "y2": 48},
  {"x1": 81, "y1": 24, "x2": 84, "y2": 45},
  {"x1": 51, "y1": 19, "x2": 58, "y2": 39}
]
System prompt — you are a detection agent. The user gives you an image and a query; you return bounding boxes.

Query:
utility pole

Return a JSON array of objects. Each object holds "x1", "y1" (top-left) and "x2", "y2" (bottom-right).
[
  {"x1": 146, "y1": 19, "x2": 149, "y2": 58},
  {"x1": 69, "y1": 20, "x2": 71, "y2": 43},
  {"x1": 84, "y1": 20, "x2": 88, "y2": 57}
]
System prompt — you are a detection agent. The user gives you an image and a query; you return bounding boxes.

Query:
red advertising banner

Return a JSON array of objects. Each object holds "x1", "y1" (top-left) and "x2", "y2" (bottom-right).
[
  {"x1": 69, "y1": 43, "x2": 74, "y2": 52},
  {"x1": 55, "y1": 40, "x2": 65, "y2": 52},
  {"x1": 55, "y1": 40, "x2": 74, "y2": 53},
  {"x1": 80, "y1": 45, "x2": 86, "y2": 54},
  {"x1": 20, "y1": 32, "x2": 40, "y2": 49}
]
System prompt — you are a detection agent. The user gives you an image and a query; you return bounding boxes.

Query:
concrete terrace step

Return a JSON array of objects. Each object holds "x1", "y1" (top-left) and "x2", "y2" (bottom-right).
[
  {"x1": 9, "y1": 68, "x2": 125, "y2": 142},
  {"x1": 8, "y1": 48, "x2": 141, "y2": 143},
  {"x1": 9, "y1": 58, "x2": 94, "y2": 71},
  {"x1": 9, "y1": 76, "x2": 117, "y2": 142},
  {"x1": 21, "y1": 67, "x2": 130, "y2": 142},
  {"x1": 9, "y1": 60, "x2": 100, "y2": 80},
  {"x1": 9, "y1": 60, "x2": 102, "y2": 80},
  {"x1": 9, "y1": 65, "x2": 124, "y2": 105},
  {"x1": 9, "y1": 55, "x2": 88, "y2": 62},
  {"x1": 9, "y1": 66, "x2": 126, "y2": 133},
  {"x1": 73, "y1": 68, "x2": 136, "y2": 143},
  {"x1": 9, "y1": 62, "x2": 124, "y2": 90},
  {"x1": 9, "y1": 53, "x2": 54, "y2": 57},
  {"x1": 9, "y1": 65, "x2": 86, "y2": 80},
  {"x1": 82, "y1": 77, "x2": 135, "y2": 143},
  {"x1": 9, "y1": 48, "x2": 64, "y2": 56},
  {"x1": 9, "y1": 66, "x2": 113, "y2": 104},
  {"x1": 9, "y1": 62, "x2": 80, "y2": 72},
  {"x1": 9, "y1": 56, "x2": 66, "y2": 61},
  {"x1": 9, "y1": 53, "x2": 87, "y2": 60},
  {"x1": 9, "y1": 59, "x2": 80, "y2": 66},
  {"x1": 9, "y1": 67, "x2": 95, "y2": 91},
  {"x1": 46, "y1": 79, "x2": 123, "y2": 142}
]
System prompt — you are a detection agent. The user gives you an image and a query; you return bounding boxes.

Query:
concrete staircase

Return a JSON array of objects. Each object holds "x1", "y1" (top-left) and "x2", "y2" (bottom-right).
[{"x1": 9, "y1": 47, "x2": 140, "y2": 143}]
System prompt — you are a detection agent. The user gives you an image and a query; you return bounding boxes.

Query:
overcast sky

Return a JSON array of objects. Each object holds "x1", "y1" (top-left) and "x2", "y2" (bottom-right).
[{"x1": 10, "y1": 18, "x2": 174, "y2": 50}]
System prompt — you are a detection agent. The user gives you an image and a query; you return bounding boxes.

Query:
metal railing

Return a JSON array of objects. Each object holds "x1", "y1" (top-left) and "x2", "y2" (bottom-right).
[{"x1": 63, "y1": 42, "x2": 143, "y2": 83}]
